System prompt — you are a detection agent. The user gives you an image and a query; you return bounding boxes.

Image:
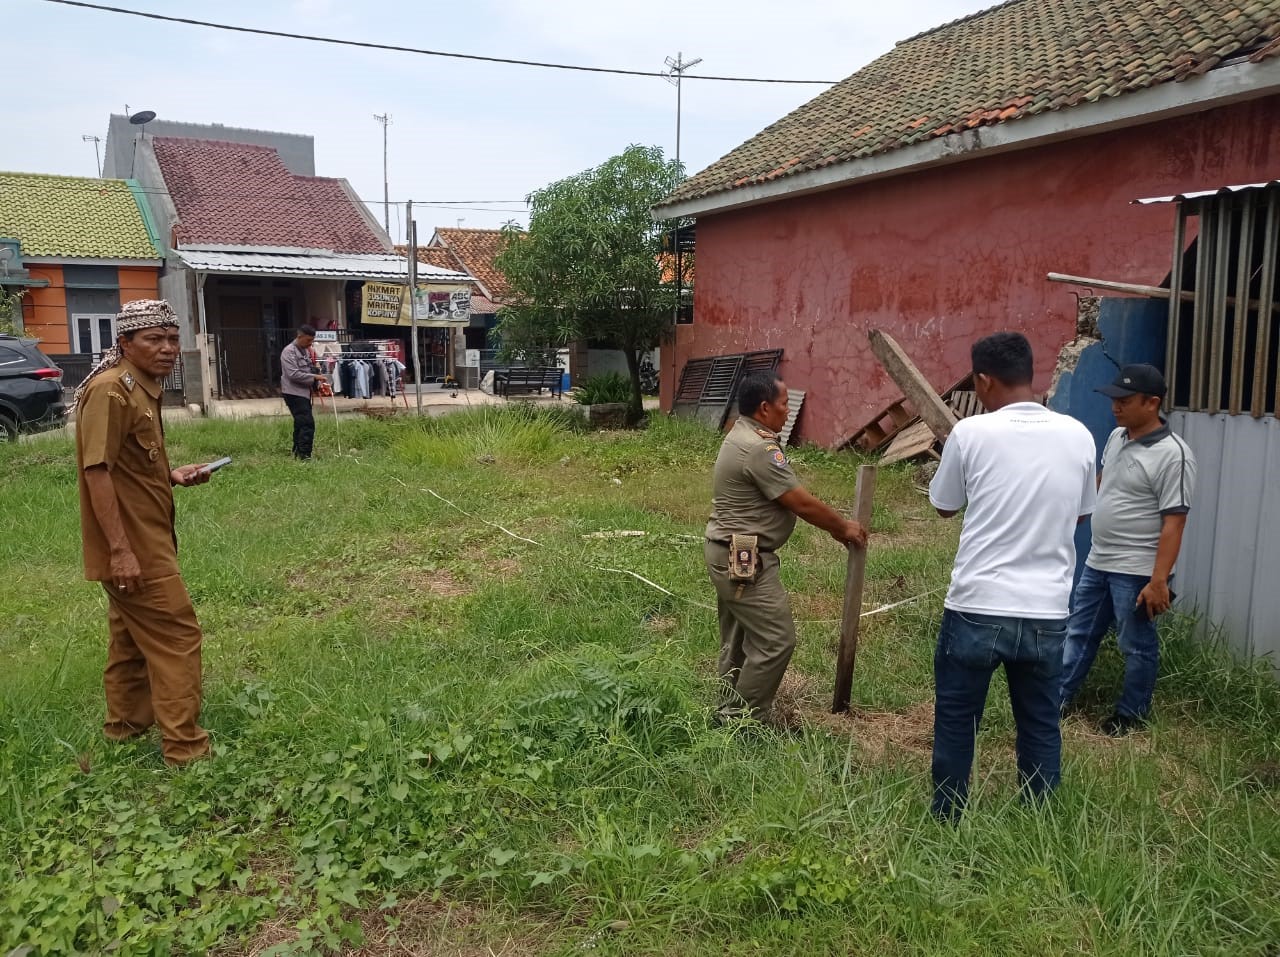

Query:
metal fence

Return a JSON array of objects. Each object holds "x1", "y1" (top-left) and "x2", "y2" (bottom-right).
[
  {"x1": 1164, "y1": 186, "x2": 1279, "y2": 417},
  {"x1": 50, "y1": 352, "x2": 184, "y2": 400}
]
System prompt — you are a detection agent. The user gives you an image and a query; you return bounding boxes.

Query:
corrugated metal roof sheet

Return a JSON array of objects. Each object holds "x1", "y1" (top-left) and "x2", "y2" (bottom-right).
[
  {"x1": 1133, "y1": 180, "x2": 1280, "y2": 203},
  {"x1": 175, "y1": 249, "x2": 472, "y2": 281}
]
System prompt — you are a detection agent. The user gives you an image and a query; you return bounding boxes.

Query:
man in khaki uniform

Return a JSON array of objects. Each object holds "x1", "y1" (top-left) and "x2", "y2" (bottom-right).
[
  {"x1": 706, "y1": 370, "x2": 868, "y2": 724},
  {"x1": 74, "y1": 300, "x2": 214, "y2": 766}
]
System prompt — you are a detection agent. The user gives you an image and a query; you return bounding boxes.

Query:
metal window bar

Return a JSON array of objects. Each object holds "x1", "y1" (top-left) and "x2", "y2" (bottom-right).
[
  {"x1": 1207, "y1": 199, "x2": 1232, "y2": 414},
  {"x1": 1258, "y1": 191, "x2": 1279, "y2": 418},
  {"x1": 1174, "y1": 188, "x2": 1280, "y2": 417},
  {"x1": 1165, "y1": 205, "x2": 1185, "y2": 414},
  {"x1": 1229, "y1": 198, "x2": 1255, "y2": 415},
  {"x1": 1188, "y1": 199, "x2": 1212, "y2": 411}
]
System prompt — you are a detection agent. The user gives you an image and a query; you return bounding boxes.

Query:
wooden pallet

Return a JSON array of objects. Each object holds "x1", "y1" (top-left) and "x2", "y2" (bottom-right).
[{"x1": 845, "y1": 373, "x2": 974, "y2": 453}]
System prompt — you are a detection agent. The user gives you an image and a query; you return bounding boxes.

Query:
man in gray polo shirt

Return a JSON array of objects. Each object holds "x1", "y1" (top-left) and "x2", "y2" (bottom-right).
[{"x1": 1060, "y1": 364, "x2": 1197, "y2": 736}]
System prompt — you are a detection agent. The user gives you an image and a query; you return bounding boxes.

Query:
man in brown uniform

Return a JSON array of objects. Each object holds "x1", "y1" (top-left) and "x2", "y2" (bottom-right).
[
  {"x1": 74, "y1": 299, "x2": 214, "y2": 766},
  {"x1": 706, "y1": 371, "x2": 868, "y2": 724}
]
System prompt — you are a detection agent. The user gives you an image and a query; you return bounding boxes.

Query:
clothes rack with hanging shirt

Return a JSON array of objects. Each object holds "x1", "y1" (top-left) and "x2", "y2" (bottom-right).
[{"x1": 318, "y1": 347, "x2": 408, "y2": 405}]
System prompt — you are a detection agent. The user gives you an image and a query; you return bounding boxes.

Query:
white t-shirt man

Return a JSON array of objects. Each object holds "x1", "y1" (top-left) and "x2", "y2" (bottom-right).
[{"x1": 929, "y1": 403, "x2": 1097, "y2": 619}]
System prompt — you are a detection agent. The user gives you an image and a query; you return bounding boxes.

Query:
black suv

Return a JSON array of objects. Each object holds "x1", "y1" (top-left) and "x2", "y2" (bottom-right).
[{"x1": 0, "y1": 334, "x2": 67, "y2": 440}]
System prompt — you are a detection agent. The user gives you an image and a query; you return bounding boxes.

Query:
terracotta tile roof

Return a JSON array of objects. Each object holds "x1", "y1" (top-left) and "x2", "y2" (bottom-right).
[
  {"x1": 430, "y1": 227, "x2": 521, "y2": 300},
  {"x1": 0, "y1": 171, "x2": 159, "y2": 259},
  {"x1": 392, "y1": 243, "x2": 489, "y2": 304},
  {"x1": 152, "y1": 137, "x2": 388, "y2": 253},
  {"x1": 665, "y1": 0, "x2": 1280, "y2": 207},
  {"x1": 394, "y1": 244, "x2": 465, "y2": 273}
]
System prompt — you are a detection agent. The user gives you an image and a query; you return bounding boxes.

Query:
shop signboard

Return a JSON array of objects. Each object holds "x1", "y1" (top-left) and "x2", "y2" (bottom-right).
[
  {"x1": 361, "y1": 282, "x2": 472, "y2": 327},
  {"x1": 360, "y1": 282, "x2": 406, "y2": 324}
]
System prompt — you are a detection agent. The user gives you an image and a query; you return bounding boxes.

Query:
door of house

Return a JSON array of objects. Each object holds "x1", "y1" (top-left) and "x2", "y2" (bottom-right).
[{"x1": 218, "y1": 295, "x2": 266, "y2": 387}]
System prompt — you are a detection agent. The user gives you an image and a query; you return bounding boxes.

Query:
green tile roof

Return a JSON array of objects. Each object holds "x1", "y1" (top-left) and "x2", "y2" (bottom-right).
[
  {"x1": 0, "y1": 172, "x2": 161, "y2": 259},
  {"x1": 663, "y1": 0, "x2": 1280, "y2": 208}
]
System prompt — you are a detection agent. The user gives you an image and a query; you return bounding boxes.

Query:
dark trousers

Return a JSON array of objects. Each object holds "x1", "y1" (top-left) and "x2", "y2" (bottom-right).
[
  {"x1": 931, "y1": 609, "x2": 1067, "y2": 820},
  {"x1": 283, "y1": 393, "x2": 315, "y2": 459}
]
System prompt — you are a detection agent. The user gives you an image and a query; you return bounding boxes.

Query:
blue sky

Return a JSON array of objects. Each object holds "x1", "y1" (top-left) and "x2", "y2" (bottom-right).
[{"x1": 4, "y1": 0, "x2": 985, "y2": 239}]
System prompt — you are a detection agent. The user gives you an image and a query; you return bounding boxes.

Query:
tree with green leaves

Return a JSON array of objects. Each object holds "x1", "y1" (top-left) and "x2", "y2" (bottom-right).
[
  {"x1": 0, "y1": 287, "x2": 25, "y2": 337},
  {"x1": 494, "y1": 145, "x2": 691, "y2": 425}
]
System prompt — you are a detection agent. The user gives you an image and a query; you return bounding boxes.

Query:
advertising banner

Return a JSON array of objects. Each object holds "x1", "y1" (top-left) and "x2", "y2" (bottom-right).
[{"x1": 361, "y1": 283, "x2": 472, "y2": 326}]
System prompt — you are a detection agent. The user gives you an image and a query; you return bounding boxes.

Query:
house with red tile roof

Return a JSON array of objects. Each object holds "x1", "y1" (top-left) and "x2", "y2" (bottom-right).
[
  {"x1": 652, "y1": 0, "x2": 1280, "y2": 448},
  {"x1": 121, "y1": 122, "x2": 470, "y2": 402}
]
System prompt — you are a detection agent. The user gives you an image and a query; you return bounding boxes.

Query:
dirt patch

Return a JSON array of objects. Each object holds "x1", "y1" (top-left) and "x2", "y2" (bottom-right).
[
  {"x1": 232, "y1": 896, "x2": 554, "y2": 956},
  {"x1": 402, "y1": 568, "x2": 471, "y2": 598},
  {"x1": 645, "y1": 614, "x2": 679, "y2": 633},
  {"x1": 806, "y1": 699, "x2": 936, "y2": 762},
  {"x1": 351, "y1": 896, "x2": 554, "y2": 956}
]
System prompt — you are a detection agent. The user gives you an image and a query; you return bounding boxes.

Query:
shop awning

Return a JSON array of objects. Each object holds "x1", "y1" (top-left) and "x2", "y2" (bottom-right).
[{"x1": 175, "y1": 248, "x2": 473, "y2": 283}]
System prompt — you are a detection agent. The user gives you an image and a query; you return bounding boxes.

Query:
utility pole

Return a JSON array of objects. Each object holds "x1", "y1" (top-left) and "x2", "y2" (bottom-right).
[
  {"x1": 406, "y1": 201, "x2": 423, "y2": 416},
  {"x1": 82, "y1": 135, "x2": 102, "y2": 177},
  {"x1": 373, "y1": 113, "x2": 392, "y2": 237},
  {"x1": 664, "y1": 52, "x2": 701, "y2": 326}
]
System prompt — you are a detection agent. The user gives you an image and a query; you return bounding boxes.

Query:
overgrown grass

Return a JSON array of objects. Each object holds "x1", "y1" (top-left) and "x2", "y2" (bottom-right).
[{"x1": 1, "y1": 408, "x2": 1277, "y2": 955}]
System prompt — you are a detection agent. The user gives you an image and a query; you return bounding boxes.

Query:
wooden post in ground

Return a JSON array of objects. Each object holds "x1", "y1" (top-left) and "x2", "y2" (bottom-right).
[
  {"x1": 868, "y1": 329, "x2": 958, "y2": 442},
  {"x1": 832, "y1": 464, "x2": 877, "y2": 714}
]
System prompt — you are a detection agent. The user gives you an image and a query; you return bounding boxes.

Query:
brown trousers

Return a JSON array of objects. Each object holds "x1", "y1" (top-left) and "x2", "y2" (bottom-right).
[
  {"x1": 704, "y1": 542, "x2": 797, "y2": 721},
  {"x1": 102, "y1": 574, "x2": 209, "y2": 765}
]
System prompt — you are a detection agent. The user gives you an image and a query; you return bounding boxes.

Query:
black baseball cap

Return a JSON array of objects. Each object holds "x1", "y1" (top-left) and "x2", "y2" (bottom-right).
[{"x1": 1096, "y1": 364, "x2": 1166, "y2": 398}]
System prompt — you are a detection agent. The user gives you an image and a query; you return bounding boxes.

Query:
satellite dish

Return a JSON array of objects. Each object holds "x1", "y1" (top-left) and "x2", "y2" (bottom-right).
[{"x1": 128, "y1": 110, "x2": 156, "y2": 125}]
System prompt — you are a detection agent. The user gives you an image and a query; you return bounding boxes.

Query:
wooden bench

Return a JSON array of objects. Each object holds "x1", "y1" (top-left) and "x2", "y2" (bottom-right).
[{"x1": 494, "y1": 367, "x2": 563, "y2": 398}]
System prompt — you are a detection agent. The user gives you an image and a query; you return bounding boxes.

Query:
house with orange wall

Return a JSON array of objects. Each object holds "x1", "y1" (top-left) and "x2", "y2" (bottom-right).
[{"x1": 0, "y1": 172, "x2": 162, "y2": 359}]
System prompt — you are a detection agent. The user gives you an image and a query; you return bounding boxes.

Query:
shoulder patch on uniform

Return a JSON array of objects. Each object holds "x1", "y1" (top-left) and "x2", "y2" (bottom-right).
[
  {"x1": 771, "y1": 448, "x2": 788, "y2": 468},
  {"x1": 106, "y1": 390, "x2": 128, "y2": 407},
  {"x1": 120, "y1": 371, "x2": 135, "y2": 391}
]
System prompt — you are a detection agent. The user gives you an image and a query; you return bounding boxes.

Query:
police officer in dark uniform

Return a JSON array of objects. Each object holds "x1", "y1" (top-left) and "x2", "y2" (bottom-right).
[{"x1": 705, "y1": 370, "x2": 867, "y2": 724}]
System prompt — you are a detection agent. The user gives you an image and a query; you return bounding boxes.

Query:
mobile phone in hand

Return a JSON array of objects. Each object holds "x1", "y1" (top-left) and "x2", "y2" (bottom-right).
[{"x1": 203, "y1": 456, "x2": 232, "y2": 474}]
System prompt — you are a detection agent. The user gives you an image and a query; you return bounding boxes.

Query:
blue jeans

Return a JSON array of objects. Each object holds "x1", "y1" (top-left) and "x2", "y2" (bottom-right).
[
  {"x1": 1060, "y1": 565, "x2": 1160, "y2": 719},
  {"x1": 932, "y1": 609, "x2": 1067, "y2": 820}
]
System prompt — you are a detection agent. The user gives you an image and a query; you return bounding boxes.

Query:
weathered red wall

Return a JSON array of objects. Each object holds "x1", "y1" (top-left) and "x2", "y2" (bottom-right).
[{"x1": 663, "y1": 95, "x2": 1280, "y2": 447}]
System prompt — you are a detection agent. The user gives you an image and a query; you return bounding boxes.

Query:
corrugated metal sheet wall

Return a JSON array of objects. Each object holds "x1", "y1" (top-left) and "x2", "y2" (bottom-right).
[{"x1": 1169, "y1": 412, "x2": 1280, "y2": 667}]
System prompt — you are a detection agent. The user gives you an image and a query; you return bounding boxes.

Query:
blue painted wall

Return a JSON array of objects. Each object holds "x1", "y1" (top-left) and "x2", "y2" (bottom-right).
[{"x1": 1046, "y1": 297, "x2": 1167, "y2": 585}]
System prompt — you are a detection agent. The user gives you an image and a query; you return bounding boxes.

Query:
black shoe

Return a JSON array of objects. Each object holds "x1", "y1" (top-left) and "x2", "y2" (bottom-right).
[{"x1": 1100, "y1": 712, "x2": 1145, "y2": 737}]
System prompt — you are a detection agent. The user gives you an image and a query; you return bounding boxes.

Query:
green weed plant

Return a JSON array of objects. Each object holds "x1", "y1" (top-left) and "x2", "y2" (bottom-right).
[{"x1": 0, "y1": 408, "x2": 1277, "y2": 955}]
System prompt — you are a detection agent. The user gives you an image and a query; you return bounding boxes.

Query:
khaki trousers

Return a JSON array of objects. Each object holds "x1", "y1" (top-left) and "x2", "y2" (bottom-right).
[
  {"x1": 705, "y1": 541, "x2": 797, "y2": 720},
  {"x1": 102, "y1": 574, "x2": 210, "y2": 765}
]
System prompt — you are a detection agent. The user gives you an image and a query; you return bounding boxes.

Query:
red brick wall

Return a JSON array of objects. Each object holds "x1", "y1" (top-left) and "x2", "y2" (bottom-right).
[{"x1": 663, "y1": 95, "x2": 1280, "y2": 447}]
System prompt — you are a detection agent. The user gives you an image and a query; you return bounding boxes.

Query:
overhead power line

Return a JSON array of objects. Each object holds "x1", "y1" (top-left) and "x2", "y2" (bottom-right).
[
  {"x1": 0, "y1": 179, "x2": 528, "y2": 212},
  {"x1": 37, "y1": 0, "x2": 839, "y2": 84}
]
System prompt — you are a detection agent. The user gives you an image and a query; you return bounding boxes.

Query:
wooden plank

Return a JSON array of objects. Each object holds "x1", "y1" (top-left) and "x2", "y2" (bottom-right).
[
  {"x1": 880, "y1": 420, "x2": 937, "y2": 465},
  {"x1": 832, "y1": 465, "x2": 876, "y2": 714},
  {"x1": 868, "y1": 330, "x2": 958, "y2": 442},
  {"x1": 1047, "y1": 271, "x2": 1280, "y2": 314}
]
